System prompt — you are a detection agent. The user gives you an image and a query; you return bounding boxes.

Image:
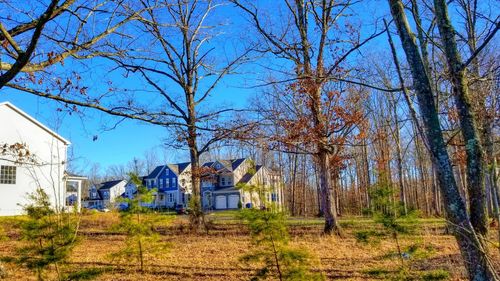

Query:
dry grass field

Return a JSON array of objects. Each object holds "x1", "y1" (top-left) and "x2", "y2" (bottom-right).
[{"x1": 0, "y1": 211, "x2": 498, "y2": 281}]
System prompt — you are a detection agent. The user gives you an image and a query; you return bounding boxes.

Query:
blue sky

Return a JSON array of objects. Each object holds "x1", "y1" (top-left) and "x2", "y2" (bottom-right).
[{"x1": 0, "y1": 0, "x2": 446, "y2": 174}]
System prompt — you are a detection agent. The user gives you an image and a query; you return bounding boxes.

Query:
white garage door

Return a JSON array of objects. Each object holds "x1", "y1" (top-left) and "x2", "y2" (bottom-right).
[
  {"x1": 228, "y1": 195, "x2": 240, "y2": 209},
  {"x1": 215, "y1": 195, "x2": 227, "y2": 209}
]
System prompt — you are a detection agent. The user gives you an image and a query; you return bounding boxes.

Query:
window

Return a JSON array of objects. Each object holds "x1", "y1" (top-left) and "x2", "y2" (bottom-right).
[
  {"x1": 66, "y1": 181, "x2": 78, "y2": 192},
  {"x1": 172, "y1": 178, "x2": 177, "y2": 187},
  {"x1": 271, "y1": 193, "x2": 277, "y2": 202},
  {"x1": 221, "y1": 177, "x2": 226, "y2": 186},
  {"x1": 160, "y1": 194, "x2": 165, "y2": 201},
  {"x1": 159, "y1": 180, "x2": 163, "y2": 189},
  {"x1": 168, "y1": 193, "x2": 174, "y2": 202},
  {"x1": 0, "y1": 165, "x2": 16, "y2": 184},
  {"x1": 166, "y1": 178, "x2": 170, "y2": 188}
]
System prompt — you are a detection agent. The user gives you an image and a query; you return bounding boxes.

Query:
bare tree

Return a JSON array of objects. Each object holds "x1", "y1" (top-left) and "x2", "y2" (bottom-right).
[
  {"x1": 231, "y1": 0, "x2": 384, "y2": 234},
  {"x1": 0, "y1": 0, "x2": 142, "y2": 90},
  {"x1": 93, "y1": 0, "x2": 252, "y2": 226},
  {"x1": 386, "y1": 0, "x2": 499, "y2": 279}
]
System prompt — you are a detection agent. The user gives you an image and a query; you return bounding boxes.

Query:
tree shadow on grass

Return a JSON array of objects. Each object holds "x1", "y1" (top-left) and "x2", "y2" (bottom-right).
[{"x1": 64, "y1": 267, "x2": 111, "y2": 281}]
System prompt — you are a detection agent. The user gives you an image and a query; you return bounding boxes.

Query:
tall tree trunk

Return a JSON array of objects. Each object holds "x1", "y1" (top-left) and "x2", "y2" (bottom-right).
[
  {"x1": 434, "y1": 0, "x2": 488, "y2": 236},
  {"x1": 390, "y1": 95, "x2": 407, "y2": 214},
  {"x1": 186, "y1": 92, "x2": 203, "y2": 228},
  {"x1": 363, "y1": 139, "x2": 371, "y2": 208},
  {"x1": 317, "y1": 149, "x2": 340, "y2": 235},
  {"x1": 388, "y1": 1, "x2": 499, "y2": 279}
]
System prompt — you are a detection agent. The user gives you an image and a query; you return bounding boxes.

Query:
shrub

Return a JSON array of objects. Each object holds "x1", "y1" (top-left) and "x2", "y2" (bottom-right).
[
  {"x1": 17, "y1": 188, "x2": 79, "y2": 281},
  {"x1": 239, "y1": 209, "x2": 324, "y2": 281},
  {"x1": 112, "y1": 173, "x2": 170, "y2": 273}
]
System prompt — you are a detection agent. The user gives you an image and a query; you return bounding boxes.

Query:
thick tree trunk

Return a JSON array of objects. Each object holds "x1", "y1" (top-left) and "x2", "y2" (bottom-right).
[
  {"x1": 317, "y1": 149, "x2": 341, "y2": 235},
  {"x1": 433, "y1": 0, "x2": 488, "y2": 236},
  {"x1": 186, "y1": 91, "x2": 203, "y2": 228},
  {"x1": 388, "y1": 0, "x2": 499, "y2": 279}
]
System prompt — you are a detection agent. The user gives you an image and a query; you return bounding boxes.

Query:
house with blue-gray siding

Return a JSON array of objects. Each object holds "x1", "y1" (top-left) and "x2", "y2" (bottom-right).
[
  {"x1": 139, "y1": 158, "x2": 283, "y2": 211},
  {"x1": 143, "y1": 162, "x2": 191, "y2": 208}
]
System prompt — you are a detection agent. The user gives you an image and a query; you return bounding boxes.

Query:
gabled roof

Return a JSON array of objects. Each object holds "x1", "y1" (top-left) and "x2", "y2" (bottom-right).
[
  {"x1": 166, "y1": 162, "x2": 191, "y2": 176},
  {"x1": 231, "y1": 158, "x2": 247, "y2": 170},
  {"x1": 145, "y1": 165, "x2": 165, "y2": 179},
  {"x1": 99, "y1": 180, "x2": 125, "y2": 190},
  {"x1": 0, "y1": 102, "x2": 70, "y2": 145},
  {"x1": 204, "y1": 158, "x2": 248, "y2": 173},
  {"x1": 238, "y1": 165, "x2": 262, "y2": 184},
  {"x1": 146, "y1": 162, "x2": 191, "y2": 179}
]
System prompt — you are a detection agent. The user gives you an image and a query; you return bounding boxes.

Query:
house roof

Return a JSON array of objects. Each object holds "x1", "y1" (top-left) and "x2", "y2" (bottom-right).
[
  {"x1": 202, "y1": 161, "x2": 214, "y2": 168},
  {"x1": 238, "y1": 165, "x2": 262, "y2": 184},
  {"x1": 146, "y1": 165, "x2": 165, "y2": 179},
  {"x1": 166, "y1": 162, "x2": 191, "y2": 175},
  {"x1": 65, "y1": 171, "x2": 87, "y2": 180},
  {"x1": 146, "y1": 162, "x2": 191, "y2": 179},
  {"x1": 202, "y1": 158, "x2": 248, "y2": 172},
  {"x1": 0, "y1": 102, "x2": 71, "y2": 145},
  {"x1": 231, "y1": 158, "x2": 247, "y2": 170},
  {"x1": 99, "y1": 180, "x2": 125, "y2": 190}
]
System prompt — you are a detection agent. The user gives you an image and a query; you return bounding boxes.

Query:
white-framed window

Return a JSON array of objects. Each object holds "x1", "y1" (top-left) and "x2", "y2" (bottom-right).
[
  {"x1": 166, "y1": 179, "x2": 170, "y2": 188},
  {"x1": 168, "y1": 193, "x2": 174, "y2": 202},
  {"x1": 172, "y1": 178, "x2": 177, "y2": 187},
  {"x1": 159, "y1": 194, "x2": 165, "y2": 201},
  {"x1": 159, "y1": 180, "x2": 163, "y2": 189},
  {"x1": 0, "y1": 165, "x2": 16, "y2": 184}
]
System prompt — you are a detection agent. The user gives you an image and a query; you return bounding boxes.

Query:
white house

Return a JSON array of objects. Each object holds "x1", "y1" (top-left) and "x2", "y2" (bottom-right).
[
  {"x1": 0, "y1": 102, "x2": 84, "y2": 216},
  {"x1": 83, "y1": 179, "x2": 127, "y2": 209},
  {"x1": 201, "y1": 158, "x2": 283, "y2": 210}
]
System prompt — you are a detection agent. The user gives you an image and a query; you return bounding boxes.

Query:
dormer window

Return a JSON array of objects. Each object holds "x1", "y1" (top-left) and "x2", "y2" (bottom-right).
[{"x1": 221, "y1": 177, "x2": 226, "y2": 186}]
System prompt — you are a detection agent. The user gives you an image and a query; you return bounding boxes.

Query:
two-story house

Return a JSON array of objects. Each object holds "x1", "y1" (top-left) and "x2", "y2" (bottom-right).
[
  {"x1": 143, "y1": 162, "x2": 191, "y2": 208},
  {"x1": 201, "y1": 158, "x2": 283, "y2": 210},
  {"x1": 138, "y1": 158, "x2": 283, "y2": 211},
  {"x1": 83, "y1": 179, "x2": 127, "y2": 209},
  {"x1": 0, "y1": 102, "x2": 85, "y2": 215}
]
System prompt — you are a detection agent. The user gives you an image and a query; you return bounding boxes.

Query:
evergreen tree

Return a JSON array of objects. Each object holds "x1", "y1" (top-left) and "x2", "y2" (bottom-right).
[
  {"x1": 239, "y1": 209, "x2": 324, "y2": 281},
  {"x1": 112, "y1": 173, "x2": 169, "y2": 273},
  {"x1": 17, "y1": 188, "x2": 79, "y2": 281}
]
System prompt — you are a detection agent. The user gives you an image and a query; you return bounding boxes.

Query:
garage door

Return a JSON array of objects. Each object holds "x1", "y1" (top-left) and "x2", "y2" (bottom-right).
[
  {"x1": 215, "y1": 195, "x2": 227, "y2": 209},
  {"x1": 228, "y1": 194, "x2": 240, "y2": 209}
]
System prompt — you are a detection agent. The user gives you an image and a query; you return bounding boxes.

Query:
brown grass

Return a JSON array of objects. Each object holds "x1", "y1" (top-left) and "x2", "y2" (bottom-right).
[{"x1": 0, "y1": 212, "x2": 498, "y2": 280}]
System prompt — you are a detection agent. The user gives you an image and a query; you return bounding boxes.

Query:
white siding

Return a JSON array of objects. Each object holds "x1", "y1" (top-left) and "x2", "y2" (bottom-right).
[{"x1": 0, "y1": 103, "x2": 68, "y2": 216}]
